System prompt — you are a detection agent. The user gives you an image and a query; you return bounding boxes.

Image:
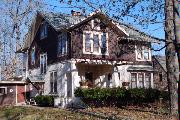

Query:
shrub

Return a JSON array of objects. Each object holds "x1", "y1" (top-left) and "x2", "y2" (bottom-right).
[
  {"x1": 75, "y1": 87, "x2": 168, "y2": 107},
  {"x1": 34, "y1": 95, "x2": 54, "y2": 107}
]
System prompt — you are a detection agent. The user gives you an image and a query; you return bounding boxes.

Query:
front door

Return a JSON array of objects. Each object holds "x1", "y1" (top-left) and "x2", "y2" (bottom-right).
[{"x1": 85, "y1": 72, "x2": 93, "y2": 87}]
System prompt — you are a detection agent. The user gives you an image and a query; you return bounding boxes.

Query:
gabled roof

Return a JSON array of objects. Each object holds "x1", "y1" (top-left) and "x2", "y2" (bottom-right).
[
  {"x1": 153, "y1": 55, "x2": 167, "y2": 72},
  {"x1": 16, "y1": 11, "x2": 162, "y2": 53},
  {"x1": 41, "y1": 12, "x2": 86, "y2": 30}
]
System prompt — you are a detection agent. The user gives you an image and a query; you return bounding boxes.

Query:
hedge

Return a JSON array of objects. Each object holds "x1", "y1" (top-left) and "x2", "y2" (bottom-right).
[
  {"x1": 74, "y1": 87, "x2": 169, "y2": 107},
  {"x1": 34, "y1": 95, "x2": 54, "y2": 107}
]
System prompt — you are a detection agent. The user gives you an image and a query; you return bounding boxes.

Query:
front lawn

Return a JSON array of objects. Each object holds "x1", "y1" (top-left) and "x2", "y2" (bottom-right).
[{"x1": 0, "y1": 106, "x2": 171, "y2": 120}]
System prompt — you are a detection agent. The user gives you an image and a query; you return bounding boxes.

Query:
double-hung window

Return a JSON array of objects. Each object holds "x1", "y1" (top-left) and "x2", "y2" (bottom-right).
[
  {"x1": 131, "y1": 73, "x2": 137, "y2": 88},
  {"x1": 83, "y1": 31, "x2": 108, "y2": 55},
  {"x1": 50, "y1": 71, "x2": 57, "y2": 93},
  {"x1": 145, "y1": 73, "x2": 151, "y2": 88},
  {"x1": 40, "y1": 22, "x2": 48, "y2": 39},
  {"x1": 40, "y1": 53, "x2": 47, "y2": 74},
  {"x1": 31, "y1": 47, "x2": 35, "y2": 65},
  {"x1": 138, "y1": 73, "x2": 144, "y2": 88},
  {"x1": 58, "y1": 33, "x2": 67, "y2": 56}
]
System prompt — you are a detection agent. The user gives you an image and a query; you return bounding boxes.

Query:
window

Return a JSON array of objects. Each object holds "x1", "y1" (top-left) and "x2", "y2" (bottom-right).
[
  {"x1": 136, "y1": 45, "x2": 151, "y2": 61},
  {"x1": 159, "y1": 73, "x2": 163, "y2": 82},
  {"x1": 130, "y1": 73, "x2": 151, "y2": 88},
  {"x1": 93, "y1": 34, "x2": 99, "y2": 52},
  {"x1": 58, "y1": 33, "x2": 67, "y2": 56},
  {"x1": 0, "y1": 87, "x2": 7, "y2": 95},
  {"x1": 91, "y1": 19, "x2": 100, "y2": 30},
  {"x1": 31, "y1": 47, "x2": 35, "y2": 65},
  {"x1": 85, "y1": 33, "x2": 91, "y2": 52},
  {"x1": 40, "y1": 53, "x2": 47, "y2": 74},
  {"x1": 40, "y1": 22, "x2": 48, "y2": 39},
  {"x1": 138, "y1": 73, "x2": 144, "y2": 88},
  {"x1": 145, "y1": 73, "x2": 151, "y2": 88},
  {"x1": 83, "y1": 31, "x2": 108, "y2": 55},
  {"x1": 50, "y1": 71, "x2": 57, "y2": 93},
  {"x1": 131, "y1": 73, "x2": 137, "y2": 88}
]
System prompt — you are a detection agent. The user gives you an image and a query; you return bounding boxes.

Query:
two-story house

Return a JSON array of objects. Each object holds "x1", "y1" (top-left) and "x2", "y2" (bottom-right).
[{"x1": 17, "y1": 11, "x2": 161, "y2": 107}]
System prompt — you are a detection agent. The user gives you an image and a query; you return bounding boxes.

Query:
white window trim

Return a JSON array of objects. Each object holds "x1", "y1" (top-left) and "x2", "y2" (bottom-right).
[
  {"x1": 135, "y1": 45, "x2": 151, "y2": 61},
  {"x1": 40, "y1": 22, "x2": 48, "y2": 40},
  {"x1": 0, "y1": 87, "x2": 7, "y2": 95},
  {"x1": 40, "y1": 53, "x2": 47, "y2": 74},
  {"x1": 83, "y1": 31, "x2": 109, "y2": 55},
  {"x1": 50, "y1": 71, "x2": 57, "y2": 94},
  {"x1": 130, "y1": 72, "x2": 152, "y2": 89},
  {"x1": 57, "y1": 33, "x2": 68, "y2": 56},
  {"x1": 31, "y1": 47, "x2": 35, "y2": 65}
]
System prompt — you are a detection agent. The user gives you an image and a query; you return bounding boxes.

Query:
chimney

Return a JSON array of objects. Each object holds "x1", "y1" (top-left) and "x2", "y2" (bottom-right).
[
  {"x1": 71, "y1": 10, "x2": 76, "y2": 16},
  {"x1": 71, "y1": 10, "x2": 81, "y2": 16},
  {"x1": 76, "y1": 12, "x2": 81, "y2": 16}
]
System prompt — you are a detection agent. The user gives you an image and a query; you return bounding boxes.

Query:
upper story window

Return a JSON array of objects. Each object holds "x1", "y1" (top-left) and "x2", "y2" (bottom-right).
[
  {"x1": 83, "y1": 31, "x2": 108, "y2": 55},
  {"x1": 31, "y1": 47, "x2": 35, "y2": 65},
  {"x1": 136, "y1": 45, "x2": 151, "y2": 61},
  {"x1": 40, "y1": 53, "x2": 47, "y2": 74},
  {"x1": 40, "y1": 22, "x2": 48, "y2": 40},
  {"x1": 58, "y1": 33, "x2": 67, "y2": 56}
]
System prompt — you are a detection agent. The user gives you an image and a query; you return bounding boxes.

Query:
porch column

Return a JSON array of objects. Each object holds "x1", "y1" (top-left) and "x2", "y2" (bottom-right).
[{"x1": 151, "y1": 72, "x2": 154, "y2": 88}]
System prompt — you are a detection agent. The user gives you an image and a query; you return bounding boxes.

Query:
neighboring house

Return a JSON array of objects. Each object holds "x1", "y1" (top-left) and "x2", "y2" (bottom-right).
[
  {"x1": 152, "y1": 55, "x2": 167, "y2": 91},
  {"x1": 16, "y1": 11, "x2": 161, "y2": 107},
  {"x1": 0, "y1": 80, "x2": 28, "y2": 106}
]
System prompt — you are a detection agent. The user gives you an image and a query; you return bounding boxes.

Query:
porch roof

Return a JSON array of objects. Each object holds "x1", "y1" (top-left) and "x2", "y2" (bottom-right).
[{"x1": 127, "y1": 66, "x2": 154, "y2": 72}]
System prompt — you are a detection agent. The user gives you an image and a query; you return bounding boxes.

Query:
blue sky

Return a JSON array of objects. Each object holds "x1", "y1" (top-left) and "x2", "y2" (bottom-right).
[{"x1": 44, "y1": 0, "x2": 165, "y2": 55}]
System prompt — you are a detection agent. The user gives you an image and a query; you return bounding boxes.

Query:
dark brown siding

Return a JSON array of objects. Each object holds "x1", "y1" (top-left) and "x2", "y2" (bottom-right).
[
  {"x1": 153, "y1": 58, "x2": 167, "y2": 90},
  {"x1": 0, "y1": 85, "x2": 16, "y2": 105},
  {"x1": 70, "y1": 18, "x2": 152, "y2": 65},
  {"x1": 28, "y1": 20, "x2": 59, "y2": 69}
]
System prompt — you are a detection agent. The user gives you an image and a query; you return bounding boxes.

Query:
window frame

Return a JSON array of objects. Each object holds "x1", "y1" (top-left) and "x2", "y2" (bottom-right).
[
  {"x1": 135, "y1": 45, "x2": 151, "y2": 61},
  {"x1": 57, "y1": 33, "x2": 67, "y2": 56},
  {"x1": 31, "y1": 47, "x2": 36, "y2": 65},
  {"x1": 0, "y1": 87, "x2": 7, "y2": 95},
  {"x1": 50, "y1": 71, "x2": 57, "y2": 94},
  {"x1": 40, "y1": 53, "x2": 47, "y2": 74},
  {"x1": 130, "y1": 72, "x2": 151, "y2": 88},
  {"x1": 130, "y1": 73, "x2": 137, "y2": 88},
  {"x1": 40, "y1": 22, "x2": 48, "y2": 40},
  {"x1": 83, "y1": 31, "x2": 108, "y2": 55}
]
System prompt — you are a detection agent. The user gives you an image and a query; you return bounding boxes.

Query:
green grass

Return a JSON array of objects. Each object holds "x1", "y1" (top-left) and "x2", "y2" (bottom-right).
[{"x1": 0, "y1": 106, "x2": 99, "y2": 120}]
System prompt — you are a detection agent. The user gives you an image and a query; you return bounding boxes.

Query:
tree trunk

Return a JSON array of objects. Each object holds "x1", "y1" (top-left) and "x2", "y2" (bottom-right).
[
  {"x1": 173, "y1": 0, "x2": 180, "y2": 116},
  {"x1": 165, "y1": 0, "x2": 178, "y2": 116}
]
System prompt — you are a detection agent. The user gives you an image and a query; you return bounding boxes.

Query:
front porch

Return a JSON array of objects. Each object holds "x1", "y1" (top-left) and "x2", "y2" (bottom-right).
[{"x1": 76, "y1": 62, "x2": 114, "y2": 88}]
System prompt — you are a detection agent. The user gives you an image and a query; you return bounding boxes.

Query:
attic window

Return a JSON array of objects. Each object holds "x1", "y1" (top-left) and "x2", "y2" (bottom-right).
[
  {"x1": 91, "y1": 19, "x2": 100, "y2": 30},
  {"x1": 40, "y1": 22, "x2": 48, "y2": 39}
]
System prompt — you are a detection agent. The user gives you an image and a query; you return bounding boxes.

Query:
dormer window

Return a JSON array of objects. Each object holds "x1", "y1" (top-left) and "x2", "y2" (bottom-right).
[
  {"x1": 40, "y1": 22, "x2": 48, "y2": 39},
  {"x1": 136, "y1": 45, "x2": 151, "y2": 61},
  {"x1": 83, "y1": 31, "x2": 108, "y2": 55}
]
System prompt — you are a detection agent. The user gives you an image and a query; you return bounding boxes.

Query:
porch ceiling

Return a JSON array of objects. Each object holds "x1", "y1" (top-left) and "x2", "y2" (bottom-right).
[{"x1": 76, "y1": 63, "x2": 113, "y2": 77}]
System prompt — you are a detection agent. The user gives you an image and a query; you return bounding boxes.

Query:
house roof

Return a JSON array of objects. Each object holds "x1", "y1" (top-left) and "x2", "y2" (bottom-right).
[
  {"x1": 153, "y1": 55, "x2": 167, "y2": 72},
  {"x1": 16, "y1": 11, "x2": 162, "y2": 53}
]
